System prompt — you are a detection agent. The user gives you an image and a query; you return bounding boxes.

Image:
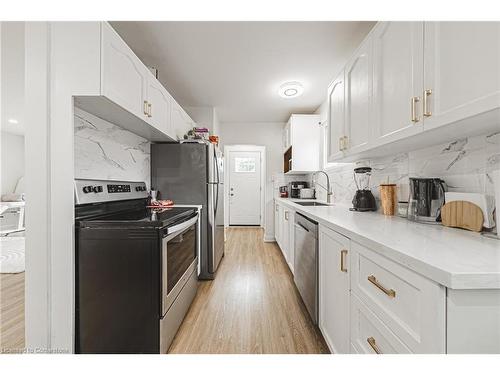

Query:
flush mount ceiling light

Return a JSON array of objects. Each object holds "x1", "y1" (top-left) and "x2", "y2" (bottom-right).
[
  {"x1": 7, "y1": 118, "x2": 19, "y2": 124},
  {"x1": 278, "y1": 81, "x2": 304, "y2": 98}
]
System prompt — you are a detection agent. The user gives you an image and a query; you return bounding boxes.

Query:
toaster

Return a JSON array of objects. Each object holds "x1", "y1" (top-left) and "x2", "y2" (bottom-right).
[{"x1": 299, "y1": 188, "x2": 315, "y2": 199}]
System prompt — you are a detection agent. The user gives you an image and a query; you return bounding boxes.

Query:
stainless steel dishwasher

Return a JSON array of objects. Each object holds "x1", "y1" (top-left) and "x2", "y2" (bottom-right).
[{"x1": 294, "y1": 213, "x2": 318, "y2": 324}]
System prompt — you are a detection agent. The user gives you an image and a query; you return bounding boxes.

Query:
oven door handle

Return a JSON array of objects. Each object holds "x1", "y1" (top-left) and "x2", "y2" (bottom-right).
[{"x1": 165, "y1": 213, "x2": 199, "y2": 236}]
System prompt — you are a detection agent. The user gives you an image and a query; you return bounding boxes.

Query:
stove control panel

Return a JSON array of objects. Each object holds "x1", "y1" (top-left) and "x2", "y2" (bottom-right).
[
  {"x1": 75, "y1": 179, "x2": 148, "y2": 205},
  {"x1": 107, "y1": 184, "x2": 131, "y2": 193},
  {"x1": 82, "y1": 185, "x2": 104, "y2": 194}
]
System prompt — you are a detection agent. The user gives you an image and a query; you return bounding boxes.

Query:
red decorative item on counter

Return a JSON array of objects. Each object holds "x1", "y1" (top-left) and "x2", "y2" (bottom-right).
[
  {"x1": 147, "y1": 199, "x2": 174, "y2": 208},
  {"x1": 209, "y1": 135, "x2": 219, "y2": 145}
]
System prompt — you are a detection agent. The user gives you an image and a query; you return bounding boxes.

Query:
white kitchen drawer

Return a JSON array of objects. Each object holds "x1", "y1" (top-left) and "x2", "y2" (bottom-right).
[
  {"x1": 351, "y1": 293, "x2": 411, "y2": 354},
  {"x1": 351, "y1": 241, "x2": 445, "y2": 353}
]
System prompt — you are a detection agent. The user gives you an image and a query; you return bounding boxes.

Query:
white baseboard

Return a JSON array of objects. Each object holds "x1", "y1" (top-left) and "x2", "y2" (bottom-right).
[{"x1": 263, "y1": 235, "x2": 276, "y2": 243}]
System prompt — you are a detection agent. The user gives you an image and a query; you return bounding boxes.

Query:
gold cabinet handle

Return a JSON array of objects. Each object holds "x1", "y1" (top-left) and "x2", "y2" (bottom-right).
[
  {"x1": 339, "y1": 137, "x2": 343, "y2": 151},
  {"x1": 411, "y1": 96, "x2": 420, "y2": 123},
  {"x1": 423, "y1": 89, "x2": 432, "y2": 117},
  {"x1": 340, "y1": 249, "x2": 348, "y2": 272},
  {"x1": 144, "y1": 100, "x2": 148, "y2": 116},
  {"x1": 147, "y1": 103, "x2": 152, "y2": 118},
  {"x1": 367, "y1": 275, "x2": 396, "y2": 298},
  {"x1": 367, "y1": 337, "x2": 381, "y2": 354}
]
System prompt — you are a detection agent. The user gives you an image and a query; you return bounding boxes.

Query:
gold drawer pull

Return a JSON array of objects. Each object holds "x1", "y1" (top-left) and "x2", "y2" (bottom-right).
[
  {"x1": 367, "y1": 275, "x2": 396, "y2": 298},
  {"x1": 367, "y1": 336, "x2": 381, "y2": 354},
  {"x1": 340, "y1": 249, "x2": 348, "y2": 272}
]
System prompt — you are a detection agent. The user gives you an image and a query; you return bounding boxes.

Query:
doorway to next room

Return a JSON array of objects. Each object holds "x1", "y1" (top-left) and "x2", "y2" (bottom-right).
[{"x1": 225, "y1": 145, "x2": 265, "y2": 227}]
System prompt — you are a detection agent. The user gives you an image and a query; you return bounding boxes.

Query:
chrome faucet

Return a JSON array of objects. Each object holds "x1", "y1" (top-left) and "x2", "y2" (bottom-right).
[{"x1": 313, "y1": 171, "x2": 333, "y2": 204}]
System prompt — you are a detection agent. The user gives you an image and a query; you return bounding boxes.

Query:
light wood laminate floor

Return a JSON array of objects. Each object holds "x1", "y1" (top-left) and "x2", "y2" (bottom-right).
[
  {"x1": 168, "y1": 227, "x2": 329, "y2": 354},
  {"x1": 0, "y1": 272, "x2": 25, "y2": 353},
  {"x1": 0, "y1": 228, "x2": 328, "y2": 354}
]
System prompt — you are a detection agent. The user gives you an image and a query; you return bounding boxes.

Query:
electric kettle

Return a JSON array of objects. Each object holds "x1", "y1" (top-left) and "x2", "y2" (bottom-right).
[{"x1": 408, "y1": 177, "x2": 446, "y2": 224}]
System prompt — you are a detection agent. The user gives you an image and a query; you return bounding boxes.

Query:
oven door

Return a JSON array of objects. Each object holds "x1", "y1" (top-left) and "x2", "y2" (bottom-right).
[{"x1": 162, "y1": 213, "x2": 199, "y2": 317}]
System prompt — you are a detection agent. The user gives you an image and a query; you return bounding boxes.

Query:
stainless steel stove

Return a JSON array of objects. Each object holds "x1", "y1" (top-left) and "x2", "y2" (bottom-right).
[{"x1": 74, "y1": 179, "x2": 200, "y2": 353}]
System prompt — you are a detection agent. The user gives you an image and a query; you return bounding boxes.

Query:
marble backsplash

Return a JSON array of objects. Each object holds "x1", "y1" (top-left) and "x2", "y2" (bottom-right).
[
  {"x1": 74, "y1": 107, "x2": 151, "y2": 188},
  {"x1": 314, "y1": 130, "x2": 500, "y2": 209}
]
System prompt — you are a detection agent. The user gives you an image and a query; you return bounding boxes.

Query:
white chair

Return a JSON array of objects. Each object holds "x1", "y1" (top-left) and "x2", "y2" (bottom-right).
[{"x1": 0, "y1": 176, "x2": 25, "y2": 235}]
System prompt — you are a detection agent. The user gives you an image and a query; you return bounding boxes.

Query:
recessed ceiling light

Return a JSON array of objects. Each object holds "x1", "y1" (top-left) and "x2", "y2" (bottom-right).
[
  {"x1": 278, "y1": 82, "x2": 304, "y2": 98},
  {"x1": 8, "y1": 118, "x2": 19, "y2": 124}
]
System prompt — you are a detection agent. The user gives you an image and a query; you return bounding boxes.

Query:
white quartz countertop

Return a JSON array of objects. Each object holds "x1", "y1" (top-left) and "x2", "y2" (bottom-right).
[{"x1": 275, "y1": 197, "x2": 500, "y2": 290}]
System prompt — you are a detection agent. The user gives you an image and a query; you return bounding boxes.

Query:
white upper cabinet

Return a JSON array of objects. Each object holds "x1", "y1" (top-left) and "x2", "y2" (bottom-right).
[
  {"x1": 284, "y1": 114, "x2": 321, "y2": 174},
  {"x1": 372, "y1": 22, "x2": 424, "y2": 143},
  {"x1": 423, "y1": 22, "x2": 500, "y2": 131},
  {"x1": 171, "y1": 100, "x2": 193, "y2": 140},
  {"x1": 146, "y1": 76, "x2": 172, "y2": 137},
  {"x1": 94, "y1": 22, "x2": 196, "y2": 141},
  {"x1": 283, "y1": 122, "x2": 292, "y2": 152},
  {"x1": 327, "y1": 71, "x2": 345, "y2": 162},
  {"x1": 344, "y1": 37, "x2": 373, "y2": 154},
  {"x1": 101, "y1": 22, "x2": 149, "y2": 121},
  {"x1": 327, "y1": 21, "x2": 500, "y2": 162}
]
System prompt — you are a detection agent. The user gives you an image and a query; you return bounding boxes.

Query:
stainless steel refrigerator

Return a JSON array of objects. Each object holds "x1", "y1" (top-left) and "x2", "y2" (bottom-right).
[{"x1": 151, "y1": 142, "x2": 224, "y2": 279}]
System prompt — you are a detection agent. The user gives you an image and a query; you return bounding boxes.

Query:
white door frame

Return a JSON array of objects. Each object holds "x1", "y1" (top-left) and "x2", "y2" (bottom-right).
[{"x1": 224, "y1": 145, "x2": 265, "y2": 228}]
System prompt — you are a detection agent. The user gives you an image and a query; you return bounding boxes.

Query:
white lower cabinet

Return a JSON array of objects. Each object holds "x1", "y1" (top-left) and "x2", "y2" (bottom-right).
[
  {"x1": 319, "y1": 225, "x2": 350, "y2": 353},
  {"x1": 282, "y1": 208, "x2": 295, "y2": 273},
  {"x1": 350, "y1": 241, "x2": 445, "y2": 353},
  {"x1": 274, "y1": 201, "x2": 295, "y2": 274},
  {"x1": 274, "y1": 203, "x2": 281, "y2": 246},
  {"x1": 350, "y1": 294, "x2": 411, "y2": 354},
  {"x1": 318, "y1": 223, "x2": 446, "y2": 354}
]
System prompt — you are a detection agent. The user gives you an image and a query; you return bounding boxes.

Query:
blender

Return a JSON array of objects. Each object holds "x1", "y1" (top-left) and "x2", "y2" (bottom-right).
[{"x1": 350, "y1": 167, "x2": 377, "y2": 212}]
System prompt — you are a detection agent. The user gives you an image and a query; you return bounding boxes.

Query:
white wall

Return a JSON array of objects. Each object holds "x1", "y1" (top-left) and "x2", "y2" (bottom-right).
[
  {"x1": 1, "y1": 22, "x2": 25, "y2": 135},
  {"x1": 0, "y1": 131, "x2": 25, "y2": 195},
  {"x1": 185, "y1": 106, "x2": 221, "y2": 135},
  {"x1": 218, "y1": 121, "x2": 284, "y2": 240}
]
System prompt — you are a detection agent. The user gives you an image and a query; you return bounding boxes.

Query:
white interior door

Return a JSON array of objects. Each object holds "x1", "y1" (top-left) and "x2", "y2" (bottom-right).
[{"x1": 229, "y1": 151, "x2": 262, "y2": 225}]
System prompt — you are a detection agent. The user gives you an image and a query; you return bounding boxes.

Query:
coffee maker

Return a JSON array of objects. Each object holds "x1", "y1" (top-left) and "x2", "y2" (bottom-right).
[
  {"x1": 408, "y1": 177, "x2": 446, "y2": 223},
  {"x1": 289, "y1": 181, "x2": 308, "y2": 199},
  {"x1": 351, "y1": 167, "x2": 377, "y2": 212}
]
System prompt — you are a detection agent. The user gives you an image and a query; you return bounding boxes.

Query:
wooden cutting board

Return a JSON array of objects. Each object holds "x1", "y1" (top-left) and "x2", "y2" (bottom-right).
[{"x1": 441, "y1": 200, "x2": 483, "y2": 232}]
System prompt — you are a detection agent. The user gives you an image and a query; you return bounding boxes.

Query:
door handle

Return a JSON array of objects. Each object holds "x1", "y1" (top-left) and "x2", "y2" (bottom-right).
[
  {"x1": 340, "y1": 249, "x2": 348, "y2": 272},
  {"x1": 423, "y1": 89, "x2": 432, "y2": 117},
  {"x1": 144, "y1": 100, "x2": 148, "y2": 116},
  {"x1": 296, "y1": 222, "x2": 310, "y2": 232},
  {"x1": 147, "y1": 103, "x2": 152, "y2": 118},
  {"x1": 367, "y1": 337, "x2": 381, "y2": 354},
  {"x1": 411, "y1": 96, "x2": 420, "y2": 123}
]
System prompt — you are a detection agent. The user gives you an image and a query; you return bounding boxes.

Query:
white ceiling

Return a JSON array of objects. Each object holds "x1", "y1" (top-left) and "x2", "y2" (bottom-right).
[{"x1": 111, "y1": 21, "x2": 375, "y2": 123}]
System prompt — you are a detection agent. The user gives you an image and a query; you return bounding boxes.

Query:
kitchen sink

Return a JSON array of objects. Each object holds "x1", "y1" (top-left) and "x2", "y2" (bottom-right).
[{"x1": 294, "y1": 202, "x2": 329, "y2": 207}]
